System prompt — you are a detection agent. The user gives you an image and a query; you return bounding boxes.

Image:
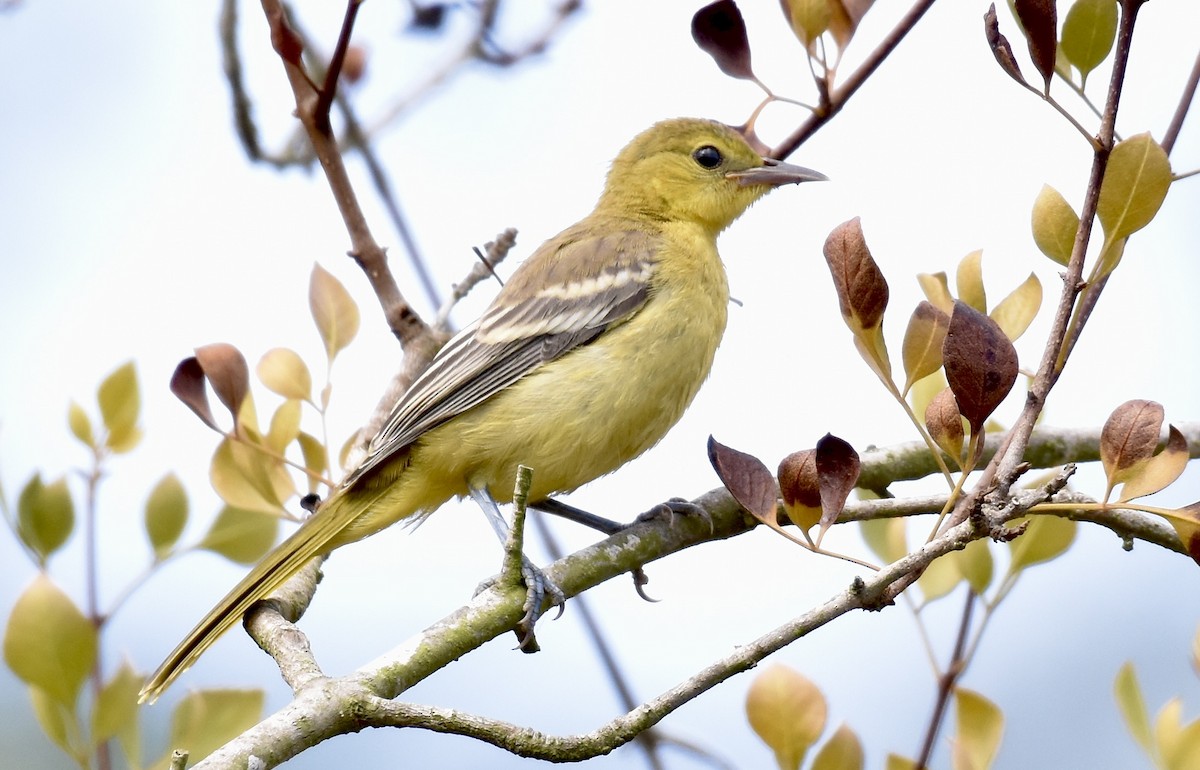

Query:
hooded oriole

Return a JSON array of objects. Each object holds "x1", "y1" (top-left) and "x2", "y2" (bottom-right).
[{"x1": 140, "y1": 118, "x2": 825, "y2": 703}]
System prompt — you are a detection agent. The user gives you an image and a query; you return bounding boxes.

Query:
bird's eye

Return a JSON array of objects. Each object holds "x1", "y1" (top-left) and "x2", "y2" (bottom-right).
[{"x1": 692, "y1": 145, "x2": 723, "y2": 169}]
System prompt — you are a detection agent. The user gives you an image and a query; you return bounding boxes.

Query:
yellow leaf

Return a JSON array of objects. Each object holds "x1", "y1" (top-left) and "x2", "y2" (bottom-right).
[
  {"x1": 257, "y1": 347, "x2": 313, "y2": 402},
  {"x1": 199, "y1": 506, "x2": 280, "y2": 565},
  {"x1": 860, "y1": 515, "x2": 907, "y2": 566},
  {"x1": 953, "y1": 688, "x2": 1004, "y2": 770},
  {"x1": 746, "y1": 664, "x2": 827, "y2": 770},
  {"x1": 783, "y1": 0, "x2": 832, "y2": 49},
  {"x1": 266, "y1": 399, "x2": 303, "y2": 454},
  {"x1": 917, "y1": 272, "x2": 955, "y2": 315},
  {"x1": 3, "y1": 575, "x2": 96, "y2": 707},
  {"x1": 956, "y1": 538, "x2": 994, "y2": 595},
  {"x1": 16, "y1": 474, "x2": 75, "y2": 564},
  {"x1": 1031, "y1": 184, "x2": 1080, "y2": 266},
  {"x1": 901, "y1": 301, "x2": 949, "y2": 395},
  {"x1": 886, "y1": 755, "x2": 920, "y2": 770},
  {"x1": 209, "y1": 437, "x2": 286, "y2": 515},
  {"x1": 853, "y1": 324, "x2": 893, "y2": 385},
  {"x1": 812, "y1": 723, "x2": 864, "y2": 770},
  {"x1": 1118, "y1": 425, "x2": 1189, "y2": 502},
  {"x1": 1007, "y1": 515, "x2": 1076, "y2": 573},
  {"x1": 956, "y1": 250, "x2": 987, "y2": 313},
  {"x1": 310, "y1": 263, "x2": 360, "y2": 363},
  {"x1": 918, "y1": 553, "x2": 961, "y2": 604},
  {"x1": 150, "y1": 689, "x2": 263, "y2": 769},
  {"x1": 30, "y1": 686, "x2": 81, "y2": 762},
  {"x1": 1097, "y1": 133, "x2": 1172, "y2": 242},
  {"x1": 1114, "y1": 662, "x2": 1154, "y2": 756},
  {"x1": 989, "y1": 273, "x2": 1042, "y2": 342},
  {"x1": 1155, "y1": 698, "x2": 1184, "y2": 767}
]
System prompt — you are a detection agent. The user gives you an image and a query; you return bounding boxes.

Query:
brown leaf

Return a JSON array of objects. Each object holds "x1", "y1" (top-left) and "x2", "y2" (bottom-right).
[
  {"x1": 942, "y1": 301, "x2": 1019, "y2": 433},
  {"x1": 926, "y1": 387, "x2": 966, "y2": 465},
  {"x1": 815, "y1": 434, "x2": 860, "y2": 541},
  {"x1": 194, "y1": 343, "x2": 251, "y2": 422},
  {"x1": 1100, "y1": 399, "x2": 1164, "y2": 492},
  {"x1": 1013, "y1": 0, "x2": 1057, "y2": 89},
  {"x1": 169, "y1": 357, "x2": 219, "y2": 431},
  {"x1": 984, "y1": 4, "x2": 1029, "y2": 88},
  {"x1": 823, "y1": 217, "x2": 889, "y2": 332},
  {"x1": 692, "y1": 1, "x2": 757, "y2": 81},
  {"x1": 708, "y1": 436, "x2": 778, "y2": 523},
  {"x1": 901, "y1": 301, "x2": 950, "y2": 395},
  {"x1": 778, "y1": 449, "x2": 820, "y2": 531}
]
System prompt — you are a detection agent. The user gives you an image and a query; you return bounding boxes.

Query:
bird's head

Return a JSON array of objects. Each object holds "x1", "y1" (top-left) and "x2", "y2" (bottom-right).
[{"x1": 599, "y1": 118, "x2": 825, "y2": 233}]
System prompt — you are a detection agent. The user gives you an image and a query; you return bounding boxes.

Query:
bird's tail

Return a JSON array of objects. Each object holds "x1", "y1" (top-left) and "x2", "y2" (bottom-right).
[{"x1": 138, "y1": 489, "x2": 370, "y2": 704}]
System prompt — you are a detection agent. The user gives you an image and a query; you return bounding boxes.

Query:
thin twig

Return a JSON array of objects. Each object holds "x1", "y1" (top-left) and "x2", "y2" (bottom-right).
[
  {"x1": 1162, "y1": 46, "x2": 1200, "y2": 155},
  {"x1": 772, "y1": 0, "x2": 939, "y2": 159},
  {"x1": 914, "y1": 589, "x2": 975, "y2": 770}
]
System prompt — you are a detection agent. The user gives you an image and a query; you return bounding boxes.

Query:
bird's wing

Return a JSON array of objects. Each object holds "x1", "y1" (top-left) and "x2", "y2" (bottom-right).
[{"x1": 345, "y1": 225, "x2": 660, "y2": 484}]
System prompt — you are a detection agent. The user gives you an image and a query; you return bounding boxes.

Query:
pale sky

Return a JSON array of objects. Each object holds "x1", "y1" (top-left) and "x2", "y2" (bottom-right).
[{"x1": 1, "y1": 1, "x2": 1198, "y2": 768}]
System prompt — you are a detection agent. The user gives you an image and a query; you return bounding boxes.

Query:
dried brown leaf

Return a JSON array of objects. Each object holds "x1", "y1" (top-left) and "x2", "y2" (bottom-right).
[
  {"x1": 943, "y1": 301, "x2": 1019, "y2": 433},
  {"x1": 708, "y1": 436, "x2": 778, "y2": 523},
  {"x1": 823, "y1": 217, "x2": 889, "y2": 332},
  {"x1": 828, "y1": 0, "x2": 874, "y2": 51},
  {"x1": 194, "y1": 343, "x2": 250, "y2": 422},
  {"x1": 692, "y1": 0, "x2": 757, "y2": 81},
  {"x1": 1014, "y1": 0, "x2": 1058, "y2": 89},
  {"x1": 1100, "y1": 399, "x2": 1164, "y2": 491},
  {"x1": 926, "y1": 387, "x2": 966, "y2": 465},
  {"x1": 815, "y1": 434, "x2": 860, "y2": 541},
  {"x1": 169, "y1": 357, "x2": 219, "y2": 431},
  {"x1": 984, "y1": 4, "x2": 1029, "y2": 87},
  {"x1": 778, "y1": 449, "x2": 821, "y2": 531}
]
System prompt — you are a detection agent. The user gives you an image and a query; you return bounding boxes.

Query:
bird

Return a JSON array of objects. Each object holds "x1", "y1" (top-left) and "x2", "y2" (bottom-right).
[{"x1": 139, "y1": 117, "x2": 825, "y2": 704}]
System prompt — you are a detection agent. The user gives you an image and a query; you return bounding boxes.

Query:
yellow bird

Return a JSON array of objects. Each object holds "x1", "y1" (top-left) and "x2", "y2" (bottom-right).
[{"x1": 140, "y1": 118, "x2": 824, "y2": 704}]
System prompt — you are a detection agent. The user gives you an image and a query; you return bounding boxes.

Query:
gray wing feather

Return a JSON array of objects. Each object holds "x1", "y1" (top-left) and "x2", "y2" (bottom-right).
[{"x1": 343, "y1": 226, "x2": 659, "y2": 485}]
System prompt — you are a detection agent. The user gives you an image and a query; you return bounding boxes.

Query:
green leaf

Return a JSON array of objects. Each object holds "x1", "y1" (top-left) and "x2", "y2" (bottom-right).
[
  {"x1": 1061, "y1": 0, "x2": 1117, "y2": 84},
  {"x1": 746, "y1": 664, "x2": 827, "y2": 770},
  {"x1": 152, "y1": 689, "x2": 263, "y2": 769},
  {"x1": 67, "y1": 401, "x2": 95, "y2": 447},
  {"x1": 92, "y1": 659, "x2": 143, "y2": 769},
  {"x1": 297, "y1": 432, "x2": 329, "y2": 494},
  {"x1": 97, "y1": 360, "x2": 142, "y2": 453},
  {"x1": 145, "y1": 473, "x2": 188, "y2": 559},
  {"x1": 1097, "y1": 133, "x2": 1172, "y2": 243},
  {"x1": 17, "y1": 474, "x2": 75, "y2": 564},
  {"x1": 953, "y1": 688, "x2": 1004, "y2": 770},
  {"x1": 310, "y1": 263, "x2": 360, "y2": 363},
  {"x1": 3, "y1": 575, "x2": 97, "y2": 707},
  {"x1": 782, "y1": 0, "x2": 832, "y2": 50},
  {"x1": 199, "y1": 506, "x2": 279, "y2": 565},
  {"x1": 1114, "y1": 661, "x2": 1154, "y2": 756},
  {"x1": 257, "y1": 347, "x2": 313, "y2": 402},
  {"x1": 1008, "y1": 514, "x2": 1077, "y2": 573},
  {"x1": 1031, "y1": 184, "x2": 1080, "y2": 266}
]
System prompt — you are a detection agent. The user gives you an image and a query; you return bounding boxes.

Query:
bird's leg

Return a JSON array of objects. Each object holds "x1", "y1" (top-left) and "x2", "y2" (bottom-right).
[
  {"x1": 468, "y1": 482, "x2": 565, "y2": 653},
  {"x1": 535, "y1": 496, "x2": 712, "y2": 535}
]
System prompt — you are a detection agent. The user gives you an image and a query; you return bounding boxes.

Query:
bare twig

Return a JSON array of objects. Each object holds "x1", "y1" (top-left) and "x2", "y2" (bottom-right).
[
  {"x1": 771, "y1": 0, "x2": 939, "y2": 159},
  {"x1": 1162, "y1": 46, "x2": 1200, "y2": 155}
]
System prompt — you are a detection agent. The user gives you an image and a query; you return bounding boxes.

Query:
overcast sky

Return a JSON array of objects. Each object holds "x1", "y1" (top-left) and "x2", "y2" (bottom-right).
[{"x1": 1, "y1": 1, "x2": 1198, "y2": 768}]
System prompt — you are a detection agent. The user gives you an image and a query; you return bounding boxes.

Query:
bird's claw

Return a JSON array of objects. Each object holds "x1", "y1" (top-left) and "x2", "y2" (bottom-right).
[
  {"x1": 636, "y1": 497, "x2": 713, "y2": 534},
  {"x1": 476, "y1": 556, "x2": 565, "y2": 653}
]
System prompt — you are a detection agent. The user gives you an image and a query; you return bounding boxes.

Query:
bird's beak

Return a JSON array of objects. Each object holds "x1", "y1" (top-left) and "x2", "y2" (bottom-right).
[{"x1": 727, "y1": 157, "x2": 828, "y2": 187}]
